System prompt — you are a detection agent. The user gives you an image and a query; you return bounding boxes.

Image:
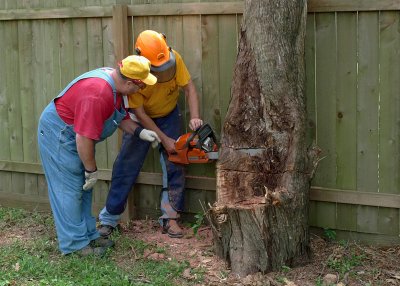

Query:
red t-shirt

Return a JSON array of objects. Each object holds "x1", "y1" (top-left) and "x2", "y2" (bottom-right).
[{"x1": 55, "y1": 77, "x2": 128, "y2": 140}]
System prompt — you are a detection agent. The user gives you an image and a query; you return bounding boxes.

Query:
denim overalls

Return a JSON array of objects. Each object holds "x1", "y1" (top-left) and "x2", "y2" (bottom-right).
[{"x1": 38, "y1": 68, "x2": 126, "y2": 254}]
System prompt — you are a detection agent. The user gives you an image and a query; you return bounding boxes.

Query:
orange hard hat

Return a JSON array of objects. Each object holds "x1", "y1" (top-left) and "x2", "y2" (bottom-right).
[{"x1": 135, "y1": 30, "x2": 170, "y2": 67}]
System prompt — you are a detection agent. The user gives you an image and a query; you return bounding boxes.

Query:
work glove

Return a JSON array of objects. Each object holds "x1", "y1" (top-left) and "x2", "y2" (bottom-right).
[
  {"x1": 83, "y1": 169, "x2": 98, "y2": 191},
  {"x1": 135, "y1": 128, "x2": 161, "y2": 148}
]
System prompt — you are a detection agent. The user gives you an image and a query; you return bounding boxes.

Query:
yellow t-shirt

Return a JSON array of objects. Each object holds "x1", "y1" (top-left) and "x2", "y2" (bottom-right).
[{"x1": 127, "y1": 50, "x2": 191, "y2": 118}]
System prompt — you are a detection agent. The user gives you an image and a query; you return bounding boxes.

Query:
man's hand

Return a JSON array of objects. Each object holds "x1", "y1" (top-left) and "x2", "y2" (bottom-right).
[
  {"x1": 189, "y1": 118, "x2": 203, "y2": 131},
  {"x1": 139, "y1": 129, "x2": 161, "y2": 148},
  {"x1": 161, "y1": 136, "x2": 176, "y2": 154},
  {"x1": 83, "y1": 169, "x2": 98, "y2": 191}
]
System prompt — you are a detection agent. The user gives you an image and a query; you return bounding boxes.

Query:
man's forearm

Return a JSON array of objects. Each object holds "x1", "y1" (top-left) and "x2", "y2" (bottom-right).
[{"x1": 76, "y1": 134, "x2": 96, "y2": 171}]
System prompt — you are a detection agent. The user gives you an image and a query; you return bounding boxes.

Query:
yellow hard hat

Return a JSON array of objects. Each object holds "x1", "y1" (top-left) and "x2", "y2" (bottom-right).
[{"x1": 119, "y1": 55, "x2": 157, "y2": 85}]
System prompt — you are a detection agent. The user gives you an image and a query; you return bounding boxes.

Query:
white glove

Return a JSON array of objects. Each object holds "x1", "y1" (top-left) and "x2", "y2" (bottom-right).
[
  {"x1": 83, "y1": 170, "x2": 98, "y2": 191},
  {"x1": 139, "y1": 129, "x2": 161, "y2": 148}
]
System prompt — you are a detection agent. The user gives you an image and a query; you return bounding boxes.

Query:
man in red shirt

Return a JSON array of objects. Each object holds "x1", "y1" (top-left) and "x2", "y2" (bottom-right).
[{"x1": 38, "y1": 55, "x2": 160, "y2": 257}]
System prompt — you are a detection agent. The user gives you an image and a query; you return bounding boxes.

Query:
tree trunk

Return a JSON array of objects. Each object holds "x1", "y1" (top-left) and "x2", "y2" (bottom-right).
[{"x1": 210, "y1": 0, "x2": 318, "y2": 277}]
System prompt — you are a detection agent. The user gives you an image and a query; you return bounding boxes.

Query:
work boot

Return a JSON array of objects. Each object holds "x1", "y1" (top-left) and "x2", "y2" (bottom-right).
[
  {"x1": 162, "y1": 219, "x2": 183, "y2": 238},
  {"x1": 75, "y1": 245, "x2": 106, "y2": 257},
  {"x1": 90, "y1": 237, "x2": 115, "y2": 248},
  {"x1": 98, "y1": 224, "x2": 119, "y2": 238}
]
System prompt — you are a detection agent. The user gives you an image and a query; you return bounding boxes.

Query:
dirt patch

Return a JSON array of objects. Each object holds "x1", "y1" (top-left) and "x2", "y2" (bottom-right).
[
  {"x1": 119, "y1": 220, "x2": 400, "y2": 286},
  {"x1": 2, "y1": 215, "x2": 399, "y2": 285}
]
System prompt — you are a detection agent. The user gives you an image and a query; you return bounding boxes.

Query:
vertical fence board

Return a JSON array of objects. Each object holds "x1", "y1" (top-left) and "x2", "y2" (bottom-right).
[
  {"x1": 314, "y1": 12, "x2": 337, "y2": 188},
  {"x1": 0, "y1": 1, "x2": 12, "y2": 195},
  {"x1": 218, "y1": 15, "x2": 237, "y2": 136},
  {"x1": 357, "y1": 205, "x2": 379, "y2": 234},
  {"x1": 5, "y1": 0, "x2": 25, "y2": 196},
  {"x1": 356, "y1": 12, "x2": 380, "y2": 234},
  {"x1": 18, "y1": 16, "x2": 39, "y2": 196},
  {"x1": 313, "y1": 12, "x2": 337, "y2": 228},
  {"x1": 89, "y1": 18, "x2": 109, "y2": 169},
  {"x1": 378, "y1": 207, "x2": 399, "y2": 236},
  {"x1": 357, "y1": 12, "x2": 379, "y2": 193},
  {"x1": 377, "y1": 11, "x2": 400, "y2": 236},
  {"x1": 102, "y1": 16, "x2": 119, "y2": 168},
  {"x1": 335, "y1": 12, "x2": 358, "y2": 231},
  {"x1": 183, "y1": 15, "x2": 206, "y2": 177},
  {"x1": 199, "y1": 15, "x2": 219, "y2": 179},
  {"x1": 379, "y1": 11, "x2": 400, "y2": 195}
]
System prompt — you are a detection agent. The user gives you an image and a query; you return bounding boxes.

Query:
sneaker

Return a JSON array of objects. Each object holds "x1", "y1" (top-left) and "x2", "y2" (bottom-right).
[
  {"x1": 98, "y1": 224, "x2": 119, "y2": 237},
  {"x1": 90, "y1": 237, "x2": 115, "y2": 248},
  {"x1": 75, "y1": 245, "x2": 106, "y2": 257}
]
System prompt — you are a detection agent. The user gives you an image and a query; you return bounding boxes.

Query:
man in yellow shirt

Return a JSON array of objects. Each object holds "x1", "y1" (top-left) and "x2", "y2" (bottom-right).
[{"x1": 99, "y1": 30, "x2": 203, "y2": 238}]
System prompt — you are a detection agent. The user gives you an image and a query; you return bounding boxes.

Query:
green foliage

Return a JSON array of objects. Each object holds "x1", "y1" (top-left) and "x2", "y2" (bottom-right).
[
  {"x1": 190, "y1": 212, "x2": 205, "y2": 235},
  {"x1": 0, "y1": 207, "x2": 54, "y2": 228},
  {"x1": 315, "y1": 276, "x2": 323, "y2": 286},
  {"x1": 281, "y1": 265, "x2": 291, "y2": 273},
  {"x1": 323, "y1": 228, "x2": 337, "y2": 241},
  {"x1": 190, "y1": 266, "x2": 207, "y2": 283},
  {"x1": 327, "y1": 251, "x2": 364, "y2": 277},
  {"x1": 276, "y1": 276, "x2": 286, "y2": 284},
  {"x1": 0, "y1": 207, "x2": 198, "y2": 286}
]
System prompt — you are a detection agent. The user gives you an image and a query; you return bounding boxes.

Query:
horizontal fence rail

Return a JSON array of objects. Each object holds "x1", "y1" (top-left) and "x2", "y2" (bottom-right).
[
  {"x1": 1, "y1": 160, "x2": 399, "y2": 209},
  {"x1": 1, "y1": 0, "x2": 400, "y2": 20}
]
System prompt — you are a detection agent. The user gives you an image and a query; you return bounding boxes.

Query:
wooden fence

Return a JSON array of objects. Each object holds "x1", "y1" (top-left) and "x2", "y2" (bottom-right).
[{"x1": 0, "y1": 0, "x2": 399, "y2": 244}]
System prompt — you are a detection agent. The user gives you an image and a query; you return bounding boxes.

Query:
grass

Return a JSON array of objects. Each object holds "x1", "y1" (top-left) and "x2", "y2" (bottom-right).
[{"x1": 0, "y1": 207, "x2": 194, "y2": 286}]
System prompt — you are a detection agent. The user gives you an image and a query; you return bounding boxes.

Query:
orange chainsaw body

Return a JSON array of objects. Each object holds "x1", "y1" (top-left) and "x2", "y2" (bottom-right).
[{"x1": 168, "y1": 124, "x2": 218, "y2": 165}]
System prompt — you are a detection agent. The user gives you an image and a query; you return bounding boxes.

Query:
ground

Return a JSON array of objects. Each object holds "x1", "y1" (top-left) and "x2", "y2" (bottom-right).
[
  {"x1": 1, "y1": 210, "x2": 400, "y2": 286},
  {"x1": 120, "y1": 220, "x2": 400, "y2": 286}
]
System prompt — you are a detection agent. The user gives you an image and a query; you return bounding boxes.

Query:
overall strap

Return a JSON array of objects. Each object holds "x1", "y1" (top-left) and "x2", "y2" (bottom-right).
[{"x1": 56, "y1": 68, "x2": 117, "y2": 104}]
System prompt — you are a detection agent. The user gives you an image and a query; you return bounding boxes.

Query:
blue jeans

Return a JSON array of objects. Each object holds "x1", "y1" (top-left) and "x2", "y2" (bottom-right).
[{"x1": 99, "y1": 106, "x2": 185, "y2": 227}]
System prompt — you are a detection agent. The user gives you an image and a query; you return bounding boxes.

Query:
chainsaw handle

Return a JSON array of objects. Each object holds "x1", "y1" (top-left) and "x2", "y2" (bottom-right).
[{"x1": 184, "y1": 131, "x2": 197, "y2": 149}]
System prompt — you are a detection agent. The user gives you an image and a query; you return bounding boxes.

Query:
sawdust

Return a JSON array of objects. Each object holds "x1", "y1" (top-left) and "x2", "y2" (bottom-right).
[{"x1": 120, "y1": 220, "x2": 400, "y2": 286}]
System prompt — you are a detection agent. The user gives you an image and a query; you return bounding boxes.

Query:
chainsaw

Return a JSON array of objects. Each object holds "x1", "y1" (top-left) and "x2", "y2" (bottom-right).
[{"x1": 168, "y1": 123, "x2": 219, "y2": 164}]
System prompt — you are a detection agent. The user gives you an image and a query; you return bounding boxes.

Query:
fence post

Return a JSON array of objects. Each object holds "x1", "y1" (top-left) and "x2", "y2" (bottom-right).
[{"x1": 111, "y1": 4, "x2": 135, "y2": 221}]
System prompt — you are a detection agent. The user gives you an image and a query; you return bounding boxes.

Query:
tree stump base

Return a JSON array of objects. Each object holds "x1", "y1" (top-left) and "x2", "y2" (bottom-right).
[{"x1": 209, "y1": 197, "x2": 310, "y2": 277}]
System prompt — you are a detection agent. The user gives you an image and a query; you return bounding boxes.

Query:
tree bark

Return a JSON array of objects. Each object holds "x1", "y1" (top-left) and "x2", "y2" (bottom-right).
[{"x1": 210, "y1": 0, "x2": 318, "y2": 277}]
